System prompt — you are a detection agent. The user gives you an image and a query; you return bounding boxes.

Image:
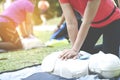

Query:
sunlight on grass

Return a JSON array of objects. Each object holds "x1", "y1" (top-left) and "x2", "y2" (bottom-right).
[
  {"x1": 0, "y1": 44, "x2": 70, "y2": 72},
  {"x1": 46, "y1": 17, "x2": 61, "y2": 25},
  {"x1": 0, "y1": 28, "x2": 70, "y2": 72},
  {"x1": 0, "y1": 17, "x2": 102, "y2": 72}
]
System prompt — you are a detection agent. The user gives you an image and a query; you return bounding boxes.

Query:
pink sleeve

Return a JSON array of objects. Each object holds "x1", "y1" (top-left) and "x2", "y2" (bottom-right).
[
  {"x1": 24, "y1": 1, "x2": 34, "y2": 13},
  {"x1": 59, "y1": 0, "x2": 69, "y2": 3}
]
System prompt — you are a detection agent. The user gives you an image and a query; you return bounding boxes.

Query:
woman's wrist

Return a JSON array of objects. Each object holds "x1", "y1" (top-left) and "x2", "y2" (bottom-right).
[{"x1": 72, "y1": 48, "x2": 79, "y2": 53}]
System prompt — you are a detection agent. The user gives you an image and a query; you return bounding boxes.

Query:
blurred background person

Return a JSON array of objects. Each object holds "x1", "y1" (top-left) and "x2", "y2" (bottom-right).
[
  {"x1": 38, "y1": 0, "x2": 50, "y2": 25},
  {"x1": 50, "y1": 10, "x2": 82, "y2": 41},
  {"x1": 0, "y1": 0, "x2": 36, "y2": 52},
  {"x1": 45, "y1": 10, "x2": 82, "y2": 47}
]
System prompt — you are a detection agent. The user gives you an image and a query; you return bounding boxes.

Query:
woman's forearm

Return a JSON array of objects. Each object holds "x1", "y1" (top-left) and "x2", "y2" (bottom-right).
[
  {"x1": 67, "y1": 21, "x2": 78, "y2": 46},
  {"x1": 60, "y1": 3, "x2": 79, "y2": 46},
  {"x1": 72, "y1": 23, "x2": 90, "y2": 52},
  {"x1": 72, "y1": 0, "x2": 101, "y2": 52}
]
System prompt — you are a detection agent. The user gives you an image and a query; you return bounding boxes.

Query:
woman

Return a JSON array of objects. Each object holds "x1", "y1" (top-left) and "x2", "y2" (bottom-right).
[
  {"x1": 0, "y1": 0, "x2": 35, "y2": 51},
  {"x1": 59, "y1": 0, "x2": 120, "y2": 60}
]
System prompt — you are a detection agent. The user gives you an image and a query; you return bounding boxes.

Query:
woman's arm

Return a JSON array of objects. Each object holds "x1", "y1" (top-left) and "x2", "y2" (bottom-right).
[
  {"x1": 72, "y1": 0, "x2": 101, "y2": 52},
  {"x1": 17, "y1": 22, "x2": 28, "y2": 38},
  {"x1": 60, "y1": 3, "x2": 78, "y2": 46},
  {"x1": 18, "y1": 12, "x2": 34, "y2": 38},
  {"x1": 25, "y1": 12, "x2": 34, "y2": 35},
  {"x1": 59, "y1": 0, "x2": 101, "y2": 59}
]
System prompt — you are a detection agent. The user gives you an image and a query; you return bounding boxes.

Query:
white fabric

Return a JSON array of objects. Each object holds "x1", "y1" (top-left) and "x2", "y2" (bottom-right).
[
  {"x1": 89, "y1": 51, "x2": 120, "y2": 78},
  {"x1": 21, "y1": 37, "x2": 43, "y2": 50},
  {"x1": 41, "y1": 51, "x2": 89, "y2": 78},
  {"x1": 41, "y1": 51, "x2": 61, "y2": 72},
  {"x1": 53, "y1": 59, "x2": 89, "y2": 78}
]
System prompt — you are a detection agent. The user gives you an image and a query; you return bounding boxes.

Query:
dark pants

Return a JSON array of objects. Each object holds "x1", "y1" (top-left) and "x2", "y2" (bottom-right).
[
  {"x1": 50, "y1": 22, "x2": 68, "y2": 40},
  {"x1": 81, "y1": 19, "x2": 120, "y2": 57},
  {"x1": 50, "y1": 19, "x2": 82, "y2": 41}
]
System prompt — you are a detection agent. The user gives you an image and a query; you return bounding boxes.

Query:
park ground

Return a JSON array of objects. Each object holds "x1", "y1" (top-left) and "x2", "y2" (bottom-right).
[
  {"x1": 0, "y1": 17, "x2": 71, "y2": 73},
  {"x1": 0, "y1": 17, "x2": 102, "y2": 73}
]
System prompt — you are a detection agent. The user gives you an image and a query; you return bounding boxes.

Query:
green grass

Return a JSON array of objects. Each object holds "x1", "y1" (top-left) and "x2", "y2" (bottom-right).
[
  {"x1": 46, "y1": 17, "x2": 61, "y2": 25},
  {"x1": 0, "y1": 31, "x2": 70, "y2": 72},
  {"x1": 0, "y1": 17, "x2": 102, "y2": 73},
  {"x1": 0, "y1": 17, "x2": 71, "y2": 72}
]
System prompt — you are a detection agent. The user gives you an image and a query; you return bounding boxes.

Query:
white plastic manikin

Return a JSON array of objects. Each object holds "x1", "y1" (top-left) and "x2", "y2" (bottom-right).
[
  {"x1": 89, "y1": 51, "x2": 120, "y2": 78},
  {"x1": 41, "y1": 51, "x2": 90, "y2": 78}
]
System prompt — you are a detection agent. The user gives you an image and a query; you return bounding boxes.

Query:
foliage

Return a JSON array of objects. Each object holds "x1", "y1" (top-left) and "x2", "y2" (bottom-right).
[
  {"x1": 33, "y1": 0, "x2": 62, "y2": 25},
  {"x1": 0, "y1": 0, "x2": 4, "y2": 3}
]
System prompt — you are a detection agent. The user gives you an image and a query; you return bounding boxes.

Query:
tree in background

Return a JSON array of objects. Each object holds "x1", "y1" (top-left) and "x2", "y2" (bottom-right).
[
  {"x1": 33, "y1": 0, "x2": 62, "y2": 25},
  {"x1": 0, "y1": 0, "x2": 62, "y2": 25},
  {"x1": 0, "y1": 0, "x2": 4, "y2": 13}
]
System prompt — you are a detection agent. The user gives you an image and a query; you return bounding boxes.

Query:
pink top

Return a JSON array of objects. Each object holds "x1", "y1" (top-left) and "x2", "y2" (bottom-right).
[
  {"x1": 0, "y1": 0, "x2": 34, "y2": 26},
  {"x1": 59, "y1": 0, "x2": 120, "y2": 28}
]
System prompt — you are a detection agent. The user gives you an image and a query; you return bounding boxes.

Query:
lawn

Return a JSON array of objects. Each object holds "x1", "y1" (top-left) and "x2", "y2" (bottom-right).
[
  {"x1": 0, "y1": 17, "x2": 102, "y2": 73},
  {"x1": 0, "y1": 17, "x2": 71, "y2": 73}
]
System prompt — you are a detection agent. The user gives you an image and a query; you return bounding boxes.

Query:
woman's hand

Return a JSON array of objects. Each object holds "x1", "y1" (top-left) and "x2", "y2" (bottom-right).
[{"x1": 59, "y1": 49, "x2": 79, "y2": 60}]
